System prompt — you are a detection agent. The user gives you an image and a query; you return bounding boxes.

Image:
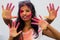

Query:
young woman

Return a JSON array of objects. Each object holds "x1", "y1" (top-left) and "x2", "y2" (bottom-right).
[{"x1": 2, "y1": 1, "x2": 60, "y2": 40}]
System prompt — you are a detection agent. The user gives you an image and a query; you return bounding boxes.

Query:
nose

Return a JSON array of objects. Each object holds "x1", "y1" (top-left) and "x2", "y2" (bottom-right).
[{"x1": 23, "y1": 11, "x2": 26, "y2": 15}]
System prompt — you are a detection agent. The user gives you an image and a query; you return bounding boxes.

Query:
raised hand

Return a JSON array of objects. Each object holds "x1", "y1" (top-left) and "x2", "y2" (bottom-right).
[
  {"x1": 8, "y1": 21, "x2": 22, "y2": 37},
  {"x1": 31, "y1": 16, "x2": 48, "y2": 30},
  {"x1": 45, "y1": 3, "x2": 59, "y2": 20},
  {"x1": 2, "y1": 3, "x2": 17, "y2": 19}
]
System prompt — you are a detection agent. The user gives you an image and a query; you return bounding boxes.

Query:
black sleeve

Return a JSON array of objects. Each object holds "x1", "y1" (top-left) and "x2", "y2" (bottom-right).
[
  {"x1": 3, "y1": 18, "x2": 12, "y2": 26},
  {"x1": 45, "y1": 18, "x2": 54, "y2": 24}
]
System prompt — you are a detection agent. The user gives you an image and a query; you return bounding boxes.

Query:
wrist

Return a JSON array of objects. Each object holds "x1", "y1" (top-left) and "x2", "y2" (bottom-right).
[
  {"x1": 48, "y1": 17, "x2": 55, "y2": 20},
  {"x1": 42, "y1": 25, "x2": 48, "y2": 31},
  {"x1": 9, "y1": 36, "x2": 14, "y2": 40},
  {"x1": 46, "y1": 18, "x2": 54, "y2": 24}
]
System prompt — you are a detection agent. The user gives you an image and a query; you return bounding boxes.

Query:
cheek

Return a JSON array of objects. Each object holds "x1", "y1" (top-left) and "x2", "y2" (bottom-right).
[
  {"x1": 20, "y1": 10, "x2": 24, "y2": 13},
  {"x1": 19, "y1": 10, "x2": 24, "y2": 15},
  {"x1": 27, "y1": 13, "x2": 32, "y2": 17},
  {"x1": 19, "y1": 12, "x2": 23, "y2": 17},
  {"x1": 20, "y1": 13, "x2": 22, "y2": 16},
  {"x1": 19, "y1": 13, "x2": 22, "y2": 18}
]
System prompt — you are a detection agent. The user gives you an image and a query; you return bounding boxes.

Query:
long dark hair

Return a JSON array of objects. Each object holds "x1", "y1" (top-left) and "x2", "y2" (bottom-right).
[{"x1": 13, "y1": 1, "x2": 39, "y2": 40}]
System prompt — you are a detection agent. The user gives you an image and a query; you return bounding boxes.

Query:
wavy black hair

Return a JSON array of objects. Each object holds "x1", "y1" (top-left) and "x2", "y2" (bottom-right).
[{"x1": 13, "y1": 1, "x2": 39, "y2": 40}]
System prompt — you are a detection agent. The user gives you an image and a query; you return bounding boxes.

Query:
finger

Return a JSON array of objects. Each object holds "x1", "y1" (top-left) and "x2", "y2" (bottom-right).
[
  {"x1": 39, "y1": 15, "x2": 43, "y2": 20},
  {"x1": 11, "y1": 5, "x2": 15, "y2": 12},
  {"x1": 47, "y1": 6, "x2": 49, "y2": 11},
  {"x1": 49, "y1": 3, "x2": 52, "y2": 10},
  {"x1": 12, "y1": 21, "x2": 14, "y2": 28},
  {"x1": 33, "y1": 17, "x2": 40, "y2": 20},
  {"x1": 8, "y1": 24, "x2": 10, "y2": 29},
  {"x1": 17, "y1": 31, "x2": 22, "y2": 36},
  {"x1": 31, "y1": 22, "x2": 38, "y2": 25},
  {"x1": 44, "y1": 16, "x2": 48, "y2": 18},
  {"x1": 38, "y1": 30, "x2": 41, "y2": 33},
  {"x1": 56, "y1": 6, "x2": 59, "y2": 12},
  {"x1": 14, "y1": 21, "x2": 16, "y2": 28},
  {"x1": 9, "y1": 3, "x2": 12, "y2": 9},
  {"x1": 16, "y1": 22, "x2": 20, "y2": 30},
  {"x1": 6, "y1": 3, "x2": 9, "y2": 10},
  {"x1": 12, "y1": 16, "x2": 18, "y2": 19},
  {"x1": 32, "y1": 18, "x2": 39, "y2": 23},
  {"x1": 44, "y1": 21, "x2": 48, "y2": 25},
  {"x1": 52, "y1": 3, "x2": 54, "y2": 10},
  {"x1": 2, "y1": 5, "x2": 4, "y2": 10}
]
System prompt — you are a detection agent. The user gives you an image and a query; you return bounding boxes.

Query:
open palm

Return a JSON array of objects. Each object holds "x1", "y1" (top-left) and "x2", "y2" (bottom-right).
[
  {"x1": 8, "y1": 21, "x2": 22, "y2": 37},
  {"x1": 45, "y1": 3, "x2": 59, "y2": 20},
  {"x1": 2, "y1": 3, "x2": 17, "y2": 19},
  {"x1": 32, "y1": 16, "x2": 48, "y2": 30}
]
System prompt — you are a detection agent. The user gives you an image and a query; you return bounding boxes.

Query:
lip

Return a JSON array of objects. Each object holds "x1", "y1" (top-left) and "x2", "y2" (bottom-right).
[
  {"x1": 22, "y1": 16, "x2": 29, "y2": 19},
  {"x1": 21, "y1": 13, "x2": 32, "y2": 20}
]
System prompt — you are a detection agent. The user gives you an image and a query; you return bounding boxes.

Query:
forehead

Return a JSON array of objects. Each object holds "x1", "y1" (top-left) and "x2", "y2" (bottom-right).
[{"x1": 20, "y1": 5, "x2": 31, "y2": 10}]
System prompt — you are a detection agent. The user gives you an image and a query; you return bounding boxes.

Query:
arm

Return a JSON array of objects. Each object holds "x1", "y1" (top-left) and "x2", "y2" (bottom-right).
[
  {"x1": 8, "y1": 21, "x2": 21, "y2": 40},
  {"x1": 43, "y1": 18, "x2": 60, "y2": 40},
  {"x1": 43, "y1": 24, "x2": 60, "y2": 40},
  {"x1": 2, "y1": 3, "x2": 19, "y2": 40},
  {"x1": 2, "y1": 3, "x2": 16, "y2": 26},
  {"x1": 45, "y1": 3, "x2": 59, "y2": 24},
  {"x1": 9, "y1": 37, "x2": 13, "y2": 40},
  {"x1": 42, "y1": 28, "x2": 57, "y2": 39},
  {"x1": 45, "y1": 18, "x2": 54, "y2": 24},
  {"x1": 3, "y1": 18, "x2": 12, "y2": 26},
  {"x1": 48, "y1": 24, "x2": 60, "y2": 40},
  {"x1": 43, "y1": 3, "x2": 60, "y2": 39},
  {"x1": 32, "y1": 15, "x2": 60, "y2": 40},
  {"x1": 43, "y1": 27, "x2": 60, "y2": 40}
]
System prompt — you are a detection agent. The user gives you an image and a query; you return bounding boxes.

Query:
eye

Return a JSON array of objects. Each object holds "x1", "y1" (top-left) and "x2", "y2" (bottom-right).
[
  {"x1": 26, "y1": 10, "x2": 30, "y2": 12},
  {"x1": 20, "y1": 10, "x2": 24, "y2": 13}
]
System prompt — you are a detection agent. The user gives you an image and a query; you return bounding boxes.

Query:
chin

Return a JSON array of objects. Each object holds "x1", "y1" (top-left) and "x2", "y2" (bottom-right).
[{"x1": 23, "y1": 19, "x2": 31, "y2": 22}]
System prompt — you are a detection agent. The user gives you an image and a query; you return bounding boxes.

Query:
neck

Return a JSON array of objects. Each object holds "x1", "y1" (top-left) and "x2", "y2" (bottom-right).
[
  {"x1": 23, "y1": 20, "x2": 32, "y2": 32},
  {"x1": 25, "y1": 20, "x2": 31, "y2": 26},
  {"x1": 25, "y1": 20, "x2": 31, "y2": 28}
]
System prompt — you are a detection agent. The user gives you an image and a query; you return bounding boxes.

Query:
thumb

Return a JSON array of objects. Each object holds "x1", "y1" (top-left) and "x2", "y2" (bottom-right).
[
  {"x1": 17, "y1": 31, "x2": 22, "y2": 35},
  {"x1": 12, "y1": 16, "x2": 18, "y2": 19},
  {"x1": 44, "y1": 16, "x2": 48, "y2": 18}
]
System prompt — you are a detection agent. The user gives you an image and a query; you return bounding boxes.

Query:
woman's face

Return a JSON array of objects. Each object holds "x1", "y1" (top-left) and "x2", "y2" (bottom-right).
[{"x1": 20, "y1": 5, "x2": 32, "y2": 21}]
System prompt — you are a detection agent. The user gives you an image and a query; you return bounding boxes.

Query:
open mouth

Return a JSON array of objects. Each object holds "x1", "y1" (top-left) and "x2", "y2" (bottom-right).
[{"x1": 22, "y1": 16, "x2": 28, "y2": 19}]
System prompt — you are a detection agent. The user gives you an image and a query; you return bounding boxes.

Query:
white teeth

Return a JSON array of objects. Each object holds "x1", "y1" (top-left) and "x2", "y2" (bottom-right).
[
  {"x1": 24, "y1": 16, "x2": 26, "y2": 17},
  {"x1": 23, "y1": 16, "x2": 27, "y2": 18}
]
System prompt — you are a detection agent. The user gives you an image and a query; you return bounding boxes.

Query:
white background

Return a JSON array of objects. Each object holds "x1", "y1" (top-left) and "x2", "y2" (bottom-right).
[{"x1": 0, "y1": 0, "x2": 60, "y2": 40}]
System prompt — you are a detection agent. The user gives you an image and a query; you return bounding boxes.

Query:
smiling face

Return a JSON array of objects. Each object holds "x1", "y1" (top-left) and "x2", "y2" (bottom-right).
[{"x1": 20, "y1": 5, "x2": 32, "y2": 21}]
